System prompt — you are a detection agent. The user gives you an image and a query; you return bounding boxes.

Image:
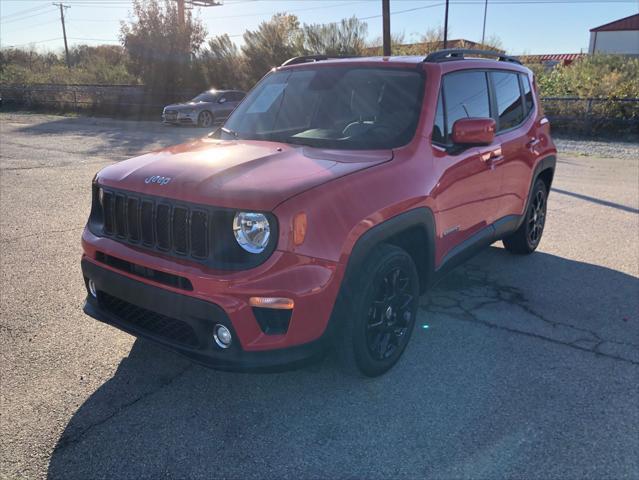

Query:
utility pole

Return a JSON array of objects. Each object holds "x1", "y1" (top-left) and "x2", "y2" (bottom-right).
[
  {"x1": 382, "y1": 0, "x2": 391, "y2": 56},
  {"x1": 175, "y1": 1, "x2": 222, "y2": 26},
  {"x1": 481, "y1": 0, "x2": 488, "y2": 46},
  {"x1": 443, "y1": 0, "x2": 449, "y2": 49},
  {"x1": 177, "y1": 0, "x2": 185, "y2": 26},
  {"x1": 53, "y1": 2, "x2": 70, "y2": 69}
]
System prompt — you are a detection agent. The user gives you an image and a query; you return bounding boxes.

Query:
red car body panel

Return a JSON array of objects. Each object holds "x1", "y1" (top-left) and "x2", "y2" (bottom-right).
[{"x1": 81, "y1": 55, "x2": 556, "y2": 367}]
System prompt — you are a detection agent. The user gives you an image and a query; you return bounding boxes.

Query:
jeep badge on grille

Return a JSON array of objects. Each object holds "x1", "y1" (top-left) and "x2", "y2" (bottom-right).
[{"x1": 144, "y1": 175, "x2": 172, "y2": 185}]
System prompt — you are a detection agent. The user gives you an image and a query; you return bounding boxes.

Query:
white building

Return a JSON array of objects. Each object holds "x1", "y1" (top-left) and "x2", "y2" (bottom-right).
[{"x1": 589, "y1": 13, "x2": 639, "y2": 55}]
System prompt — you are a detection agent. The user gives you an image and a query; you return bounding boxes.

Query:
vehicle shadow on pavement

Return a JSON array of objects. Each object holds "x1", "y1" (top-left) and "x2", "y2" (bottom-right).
[
  {"x1": 46, "y1": 248, "x2": 639, "y2": 479},
  {"x1": 15, "y1": 115, "x2": 204, "y2": 159}
]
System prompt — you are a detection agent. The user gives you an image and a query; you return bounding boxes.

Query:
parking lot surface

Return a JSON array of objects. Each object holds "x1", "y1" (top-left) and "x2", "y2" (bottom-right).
[{"x1": 1, "y1": 113, "x2": 638, "y2": 479}]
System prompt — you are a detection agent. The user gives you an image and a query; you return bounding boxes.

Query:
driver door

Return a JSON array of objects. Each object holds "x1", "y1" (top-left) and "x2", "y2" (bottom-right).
[{"x1": 431, "y1": 70, "x2": 503, "y2": 266}]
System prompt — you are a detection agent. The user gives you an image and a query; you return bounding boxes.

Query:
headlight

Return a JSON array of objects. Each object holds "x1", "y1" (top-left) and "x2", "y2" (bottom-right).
[{"x1": 233, "y1": 212, "x2": 270, "y2": 254}]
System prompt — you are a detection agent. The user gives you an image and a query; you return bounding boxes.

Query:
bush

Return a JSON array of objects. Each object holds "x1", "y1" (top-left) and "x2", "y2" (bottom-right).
[{"x1": 528, "y1": 55, "x2": 639, "y2": 133}]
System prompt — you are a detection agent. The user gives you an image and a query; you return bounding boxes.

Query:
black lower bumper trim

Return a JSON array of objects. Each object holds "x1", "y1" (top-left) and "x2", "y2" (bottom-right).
[{"x1": 81, "y1": 259, "x2": 326, "y2": 371}]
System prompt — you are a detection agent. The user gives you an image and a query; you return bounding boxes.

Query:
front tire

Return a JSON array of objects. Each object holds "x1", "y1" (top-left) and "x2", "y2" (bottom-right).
[
  {"x1": 503, "y1": 179, "x2": 548, "y2": 254},
  {"x1": 336, "y1": 244, "x2": 419, "y2": 377},
  {"x1": 197, "y1": 110, "x2": 214, "y2": 128}
]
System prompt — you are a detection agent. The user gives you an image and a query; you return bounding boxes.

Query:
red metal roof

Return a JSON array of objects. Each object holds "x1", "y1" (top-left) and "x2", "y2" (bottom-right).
[
  {"x1": 590, "y1": 13, "x2": 639, "y2": 32},
  {"x1": 526, "y1": 53, "x2": 585, "y2": 62}
]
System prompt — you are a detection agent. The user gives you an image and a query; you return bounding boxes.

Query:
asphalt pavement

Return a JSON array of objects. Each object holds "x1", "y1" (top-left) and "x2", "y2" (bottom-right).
[{"x1": 1, "y1": 113, "x2": 638, "y2": 479}]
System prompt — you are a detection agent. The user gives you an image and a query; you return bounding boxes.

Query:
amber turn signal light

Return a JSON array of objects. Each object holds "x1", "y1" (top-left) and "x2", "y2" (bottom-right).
[
  {"x1": 249, "y1": 297, "x2": 295, "y2": 310},
  {"x1": 293, "y1": 212, "x2": 307, "y2": 246}
]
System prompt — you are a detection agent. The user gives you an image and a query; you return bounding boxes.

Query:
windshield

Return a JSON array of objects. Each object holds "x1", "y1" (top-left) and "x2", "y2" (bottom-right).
[
  {"x1": 222, "y1": 67, "x2": 424, "y2": 149},
  {"x1": 191, "y1": 92, "x2": 218, "y2": 103}
]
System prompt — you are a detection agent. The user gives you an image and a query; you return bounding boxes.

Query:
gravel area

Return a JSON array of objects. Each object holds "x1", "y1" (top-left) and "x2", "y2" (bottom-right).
[{"x1": 554, "y1": 134, "x2": 639, "y2": 160}]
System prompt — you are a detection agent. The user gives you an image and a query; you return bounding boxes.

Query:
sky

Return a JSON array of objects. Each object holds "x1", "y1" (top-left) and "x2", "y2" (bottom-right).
[{"x1": 1, "y1": 0, "x2": 638, "y2": 55}]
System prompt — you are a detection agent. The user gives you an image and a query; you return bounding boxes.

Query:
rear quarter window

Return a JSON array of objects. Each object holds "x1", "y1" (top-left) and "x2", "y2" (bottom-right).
[{"x1": 520, "y1": 74, "x2": 534, "y2": 115}]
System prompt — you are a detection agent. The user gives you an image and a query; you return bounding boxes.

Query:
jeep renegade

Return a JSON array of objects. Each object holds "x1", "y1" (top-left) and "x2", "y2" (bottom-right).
[{"x1": 81, "y1": 50, "x2": 556, "y2": 376}]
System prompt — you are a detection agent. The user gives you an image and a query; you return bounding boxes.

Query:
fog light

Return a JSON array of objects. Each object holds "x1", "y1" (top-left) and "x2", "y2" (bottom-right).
[
  {"x1": 213, "y1": 324, "x2": 232, "y2": 349},
  {"x1": 88, "y1": 279, "x2": 98, "y2": 298}
]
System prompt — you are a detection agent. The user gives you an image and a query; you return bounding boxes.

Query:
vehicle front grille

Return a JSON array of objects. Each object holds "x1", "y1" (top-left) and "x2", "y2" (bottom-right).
[
  {"x1": 101, "y1": 189, "x2": 209, "y2": 260},
  {"x1": 99, "y1": 291, "x2": 199, "y2": 347},
  {"x1": 90, "y1": 186, "x2": 277, "y2": 270}
]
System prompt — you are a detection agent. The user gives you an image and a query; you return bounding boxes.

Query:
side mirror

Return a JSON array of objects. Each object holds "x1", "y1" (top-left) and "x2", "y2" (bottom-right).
[
  {"x1": 451, "y1": 118, "x2": 496, "y2": 145},
  {"x1": 218, "y1": 97, "x2": 227, "y2": 104}
]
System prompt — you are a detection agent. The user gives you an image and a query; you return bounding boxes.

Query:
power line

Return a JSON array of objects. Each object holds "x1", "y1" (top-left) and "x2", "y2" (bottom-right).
[
  {"x1": 1, "y1": 18, "x2": 60, "y2": 34},
  {"x1": 1, "y1": 8, "x2": 57, "y2": 24},
  {"x1": 68, "y1": 37, "x2": 120, "y2": 42},
  {"x1": 3, "y1": 37, "x2": 63, "y2": 48},
  {"x1": 1, "y1": 4, "x2": 52, "y2": 20}
]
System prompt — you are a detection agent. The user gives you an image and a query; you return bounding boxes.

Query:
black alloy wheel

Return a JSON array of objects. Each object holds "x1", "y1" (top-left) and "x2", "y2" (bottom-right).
[
  {"x1": 366, "y1": 267, "x2": 415, "y2": 361},
  {"x1": 335, "y1": 244, "x2": 419, "y2": 377}
]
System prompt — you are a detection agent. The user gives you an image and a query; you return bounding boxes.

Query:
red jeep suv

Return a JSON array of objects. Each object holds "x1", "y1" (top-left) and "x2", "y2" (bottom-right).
[{"x1": 82, "y1": 50, "x2": 556, "y2": 376}]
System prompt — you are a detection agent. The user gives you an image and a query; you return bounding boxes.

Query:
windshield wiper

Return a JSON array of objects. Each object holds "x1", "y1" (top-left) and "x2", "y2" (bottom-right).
[{"x1": 221, "y1": 126, "x2": 239, "y2": 139}]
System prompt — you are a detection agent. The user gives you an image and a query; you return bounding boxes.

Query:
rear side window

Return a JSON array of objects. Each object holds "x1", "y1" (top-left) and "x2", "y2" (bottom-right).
[
  {"x1": 443, "y1": 71, "x2": 491, "y2": 138},
  {"x1": 520, "y1": 74, "x2": 534, "y2": 114},
  {"x1": 491, "y1": 71, "x2": 524, "y2": 131}
]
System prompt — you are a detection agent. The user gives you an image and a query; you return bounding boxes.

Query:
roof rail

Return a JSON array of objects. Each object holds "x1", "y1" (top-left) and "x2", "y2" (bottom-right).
[
  {"x1": 424, "y1": 49, "x2": 521, "y2": 65},
  {"x1": 281, "y1": 55, "x2": 329, "y2": 66},
  {"x1": 281, "y1": 55, "x2": 358, "y2": 67}
]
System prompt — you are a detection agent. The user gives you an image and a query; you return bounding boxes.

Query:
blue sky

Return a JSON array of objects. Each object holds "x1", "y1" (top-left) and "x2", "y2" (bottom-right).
[{"x1": 1, "y1": 0, "x2": 638, "y2": 55}]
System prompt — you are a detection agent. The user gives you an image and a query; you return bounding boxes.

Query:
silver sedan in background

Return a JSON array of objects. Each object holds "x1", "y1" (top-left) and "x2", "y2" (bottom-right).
[{"x1": 162, "y1": 89, "x2": 245, "y2": 127}]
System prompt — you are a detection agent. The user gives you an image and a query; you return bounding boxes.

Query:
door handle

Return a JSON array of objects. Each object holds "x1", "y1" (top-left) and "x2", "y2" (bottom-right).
[
  {"x1": 526, "y1": 138, "x2": 541, "y2": 149},
  {"x1": 480, "y1": 147, "x2": 503, "y2": 165}
]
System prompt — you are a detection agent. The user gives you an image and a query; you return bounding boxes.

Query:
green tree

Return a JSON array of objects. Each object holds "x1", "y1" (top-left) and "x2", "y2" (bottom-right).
[
  {"x1": 120, "y1": 0, "x2": 206, "y2": 94},
  {"x1": 241, "y1": 13, "x2": 304, "y2": 84},
  {"x1": 199, "y1": 34, "x2": 246, "y2": 90}
]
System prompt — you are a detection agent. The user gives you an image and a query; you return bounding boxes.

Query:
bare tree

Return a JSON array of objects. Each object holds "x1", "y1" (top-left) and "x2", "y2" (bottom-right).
[{"x1": 303, "y1": 16, "x2": 368, "y2": 56}]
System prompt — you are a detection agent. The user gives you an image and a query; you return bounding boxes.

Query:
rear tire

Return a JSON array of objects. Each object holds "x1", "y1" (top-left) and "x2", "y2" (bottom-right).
[
  {"x1": 503, "y1": 179, "x2": 548, "y2": 254},
  {"x1": 335, "y1": 244, "x2": 419, "y2": 377}
]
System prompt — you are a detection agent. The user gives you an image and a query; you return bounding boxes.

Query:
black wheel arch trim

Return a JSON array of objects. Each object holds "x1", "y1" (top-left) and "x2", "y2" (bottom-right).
[
  {"x1": 326, "y1": 207, "x2": 436, "y2": 339},
  {"x1": 518, "y1": 154, "x2": 556, "y2": 229}
]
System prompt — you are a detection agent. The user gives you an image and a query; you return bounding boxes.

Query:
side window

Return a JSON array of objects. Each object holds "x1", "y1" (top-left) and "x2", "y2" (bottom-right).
[
  {"x1": 520, "y1": 74, "x2": 534, "y2": 114},
  {"x1": 432, "y1": 92, "x2": 445, "y2": 145},
  {"x1": 443, "y1": 71, "x2": 491, "y2": 141},
  {"x1": 492, "y1": 71, "x2": 525, "y2": 131}
]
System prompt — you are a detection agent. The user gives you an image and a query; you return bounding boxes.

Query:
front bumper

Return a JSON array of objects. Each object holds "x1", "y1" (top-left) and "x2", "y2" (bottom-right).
[
  {"x1": 162, "y1": 112, "x2": 196, "y2": 125},
  {"x1": 82, "y1": 258, "x2": 328, "y2": 370},
  {"x1": 81, "y1": 227, "x2": 345, "y2": 370}
]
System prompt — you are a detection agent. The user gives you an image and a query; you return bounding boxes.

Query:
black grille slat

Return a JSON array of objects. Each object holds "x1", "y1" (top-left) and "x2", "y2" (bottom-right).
[
  {"x1": 172, "y1": 207, "x2": 189, "y2": 254},
  {"x1": 156, "y1": 204, "x2": 171, "y2": 250},
  {"x1": 127, "y1": 198, "x2": 140, "y2": 242},
  {"x1": 103, "y1": 191, "x2": 115, "y2": 234},
  {"x1": 98, "y1": 292, "x2": 199, "y2": 347},
  {"x1": 98, "y1": 189, "x2": 219, "y2": 261},
  {"x1": 141, "y1": 201, "x2": 154, "y2": 246},
  {"x1": 114, "y1": 195, "x2": 127, "y2": 237},
  {"x1": 190, "y1": 211, "x2": 208, "y2": 258}
]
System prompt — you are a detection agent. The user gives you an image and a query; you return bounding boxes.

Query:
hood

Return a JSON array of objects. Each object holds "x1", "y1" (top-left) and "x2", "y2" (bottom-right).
[
  {"x1": 96, "y1": 138, "x2": 392, "y2": 211},
  {"x1": 164, "y1": 102, "x2": 211, "y2": 110}
]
